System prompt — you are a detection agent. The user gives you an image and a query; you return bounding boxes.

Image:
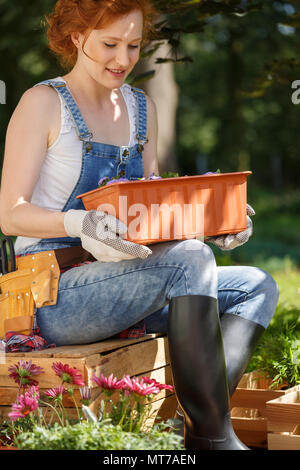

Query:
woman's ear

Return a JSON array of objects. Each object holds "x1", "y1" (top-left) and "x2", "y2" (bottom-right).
[{"x1": 70, "y1": 32, "x2": 83, "y2": 49}]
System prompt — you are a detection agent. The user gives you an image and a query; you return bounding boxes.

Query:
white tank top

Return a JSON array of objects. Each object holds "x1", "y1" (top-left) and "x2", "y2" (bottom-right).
[{"x1": 14, "y1": 77, "x2": 139, "y2": 254}]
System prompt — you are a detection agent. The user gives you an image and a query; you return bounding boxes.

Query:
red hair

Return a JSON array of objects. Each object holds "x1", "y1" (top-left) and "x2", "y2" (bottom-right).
[{"x1": 45, "y1": 0, "x2": 158, "y2": 69}]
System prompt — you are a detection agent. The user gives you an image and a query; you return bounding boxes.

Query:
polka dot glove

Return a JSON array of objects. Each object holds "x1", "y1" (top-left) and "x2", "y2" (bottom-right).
[
  {"x1": 205, "y1": 204, "x2": 255, "y2": 251},
  {"x1": 64, "y1": 209, "x2": 152, "y2": 262}
]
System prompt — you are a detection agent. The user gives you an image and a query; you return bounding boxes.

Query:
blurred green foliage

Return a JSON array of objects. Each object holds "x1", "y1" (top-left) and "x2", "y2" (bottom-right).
[
  {"x1": 210, "y1": 184, "x2": 300, "y2": 270},
  {"x1": 0, "y1": 0, "x2": 299, "y2": 270},
  {"x1": 1, "y1": 0, "x2": 300, "y2": 191},
  {"x1": 173, "y1": 2, "x2": 300, "y2": 189}
]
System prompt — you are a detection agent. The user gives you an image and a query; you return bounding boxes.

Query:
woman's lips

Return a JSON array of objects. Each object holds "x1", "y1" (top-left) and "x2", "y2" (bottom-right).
[{"x1": 106, "y1": 68, "x2": 126, "y2": 78}]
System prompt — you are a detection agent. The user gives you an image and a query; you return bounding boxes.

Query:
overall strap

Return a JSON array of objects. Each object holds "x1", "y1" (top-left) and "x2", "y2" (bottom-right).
[
  {"x1": 131, "y1": 86, "x2": 148, "y2": 147},
  {"x1": 34, "y1": 79, "x2": 93, "y2": 142}
]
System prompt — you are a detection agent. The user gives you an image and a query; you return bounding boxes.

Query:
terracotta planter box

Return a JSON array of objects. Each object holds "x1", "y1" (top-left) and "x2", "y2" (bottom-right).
[
  {"x1": 77, "y1": 171, "x2": 252, "y2": 245},
  {"x1": 230, "y1": 370, "x2": 295, "y2": 448},
  {"x1": 266, "y1": 388, "x2": 300, "y2": 450},
  {"x1": 0, "y1": 446, "x2": 18, "y2": 450}
]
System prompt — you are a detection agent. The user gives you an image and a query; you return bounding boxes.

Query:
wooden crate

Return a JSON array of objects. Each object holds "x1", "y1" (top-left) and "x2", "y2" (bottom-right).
[
  {"x1": 267, "y1": 425, "x2": 300, "y2": 450},
  {"x1": 230, "y1": 370, "x2": 295, "y2": 448},
  {"x1": 266, "y1": 388, "x2": 300, "y2": 450},
  {"x1": 0, "y1": 333, "x2": 177, "y2": 426}
]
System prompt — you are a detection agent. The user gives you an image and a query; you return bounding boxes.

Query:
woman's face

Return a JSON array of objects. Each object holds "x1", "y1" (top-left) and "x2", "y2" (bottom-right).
[{"x1": 74, "y1": 9, "x2": 143, "y2": 88}]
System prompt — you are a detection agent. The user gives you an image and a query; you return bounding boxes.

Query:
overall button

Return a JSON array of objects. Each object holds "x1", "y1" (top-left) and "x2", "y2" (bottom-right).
[
  {"x1": 137, "y1": 144, "x2": 144, "y2": 153},
  {"x1": 86, "y1": 143, "x2": 92, "y2": 152},
  {"x1": 122, "y1": 149, "x2": 130, "y2": 157}
]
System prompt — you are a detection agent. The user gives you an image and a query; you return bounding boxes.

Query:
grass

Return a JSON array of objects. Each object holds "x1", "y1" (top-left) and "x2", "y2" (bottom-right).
[
  {"x1": 212, "y1": 184, "x2": 300, "y2": 309},
  {"x1": 273, "y1": 268, "x2": 300, "y2": 311},
  {"x1": 210, "y1": 185, "x2": 300, "y2": 383},
  {"x1": 212, "y1": 184, "x2": 300, "y2": 271}
]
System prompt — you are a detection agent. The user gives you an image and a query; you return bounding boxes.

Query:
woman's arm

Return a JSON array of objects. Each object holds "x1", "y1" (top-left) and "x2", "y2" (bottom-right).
[
  {"x1": 0, "y1": 86, "x2": 67, "y2": 238},
  {"x1": 143, "y1": 95, "x2": 159, "y2": 177}
]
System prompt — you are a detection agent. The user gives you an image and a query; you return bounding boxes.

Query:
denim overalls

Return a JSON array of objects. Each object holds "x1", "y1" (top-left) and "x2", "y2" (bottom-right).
[
  {"x1": 17, "y1": 79, "x2": 278, "y2": 346},
  {"x1": 21, "y1": 79, "x2": 148, "y2": 252}
]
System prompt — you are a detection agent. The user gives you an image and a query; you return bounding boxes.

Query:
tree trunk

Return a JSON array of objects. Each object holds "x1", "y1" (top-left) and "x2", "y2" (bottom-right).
[{"x1": 134, "y1": 41, "x2": 179, "y2": 174}]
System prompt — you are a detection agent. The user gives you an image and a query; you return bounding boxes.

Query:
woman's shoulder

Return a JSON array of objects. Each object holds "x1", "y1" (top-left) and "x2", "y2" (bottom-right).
[
  {"x1": 15, "y1": 80, "x2": 60, "y2": 122},
  {"x1": 7, "y1": 80, "x2": 61, "y2": 138},
  {"x1": 22, "y1": 80, "x2": 60, "y2": 106}
]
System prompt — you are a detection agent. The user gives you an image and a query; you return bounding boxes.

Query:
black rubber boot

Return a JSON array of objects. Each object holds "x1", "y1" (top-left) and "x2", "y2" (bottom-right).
[
  {"x1": 219, "y1": 313, "x2": 265, "y2": 396},
  {"x1": 173, "y1": 311, "x2": 265, "y2": 445},
  {"x1": 168, "y1": 295, "x2": 249, "y2": 450}
]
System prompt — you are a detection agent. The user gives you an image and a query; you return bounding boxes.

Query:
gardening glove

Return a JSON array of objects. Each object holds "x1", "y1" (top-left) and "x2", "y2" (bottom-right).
[
  {"x1": 64, "y1": 209, "x2": 152, "y2": 262},
  {"x1": 205, "y1": 204, "x2": 255, "y2": 251}
]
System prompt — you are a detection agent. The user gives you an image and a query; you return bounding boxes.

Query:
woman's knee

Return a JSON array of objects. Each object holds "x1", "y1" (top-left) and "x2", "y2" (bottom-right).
[
  {"x1": 245, "y1": 267, "x2": 279, "y2": 327},
  {"x1": 251, "y1": 267, "x2": 279, "y2": 302},
  {"x1": 262, "y1": 269, "x2": 279, "y2": 300},
  {"x1": 166, "y1": 239, "x2": 218, "y2": 298},
  {"x1": 169, "y1": 238, "x2": 216, "y2": 264}
]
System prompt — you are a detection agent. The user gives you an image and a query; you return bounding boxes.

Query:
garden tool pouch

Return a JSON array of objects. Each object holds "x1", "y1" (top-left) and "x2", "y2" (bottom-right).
[{"x1": 0, "y1": 251, "x2": 60, "y2": 339}]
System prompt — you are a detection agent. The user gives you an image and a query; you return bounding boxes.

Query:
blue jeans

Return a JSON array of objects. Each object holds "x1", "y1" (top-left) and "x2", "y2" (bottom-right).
[{"x1": 34, "y1": 239, "x2": 279, "y2": 346}]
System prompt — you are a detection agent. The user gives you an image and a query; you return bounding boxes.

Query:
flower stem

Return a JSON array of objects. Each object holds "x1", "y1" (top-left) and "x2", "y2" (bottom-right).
[
  {"x1": 118, "y1": 400, "x2": 130, "y2": 428},
  {"x1": 71, "y1": 394, "x2": 81, "y2": 421},
  {"x1": 39, "y1": 399, "x2": 64, "y2": 427}
]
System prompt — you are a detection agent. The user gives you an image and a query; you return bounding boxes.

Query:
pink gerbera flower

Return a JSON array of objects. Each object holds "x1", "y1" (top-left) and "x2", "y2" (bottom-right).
[
  {"x1": 91, "y1": 373, "x2": 124, "y2": 391},
  {"x1": 8, "y1": 360, "x2": 44, "y2": 388},
  {"x1": 122, "y1": 375, "x2": 160, "y2": 397},
  {"x1": 8, "y1": 392, "x2": 39, "y2": 421},
  {"x1": 26, "y1": 385, "x2": 40, "y2": 400},
  {"x1": 141, "y1": 376, "x2": 174, "y2": 393},
  {"x1": 52, "y1": 362, "x2": 85, "y2": 386},
  {"x1": 79, "y1": 386, "x2": 92, "y2": 405},
  {"x1": 44, "y1": 386, "x2": 66, "y2": 400}
]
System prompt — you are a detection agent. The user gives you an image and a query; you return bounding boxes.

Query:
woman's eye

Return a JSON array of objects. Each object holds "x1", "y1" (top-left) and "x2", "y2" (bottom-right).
[{"x1": 104, "y1": 43, "x2": 140, "y2": 49}]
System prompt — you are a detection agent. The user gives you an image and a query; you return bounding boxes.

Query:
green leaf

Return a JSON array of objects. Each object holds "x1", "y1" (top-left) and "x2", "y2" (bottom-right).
[{"x1": 129, "y1": 70, "x2": 156, "y2": 86}]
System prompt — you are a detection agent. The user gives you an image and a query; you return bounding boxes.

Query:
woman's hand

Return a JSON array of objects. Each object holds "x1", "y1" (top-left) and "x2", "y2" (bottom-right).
[
  {"x1": 64, "y1": 209, "x2": 152, "y2": 262},
  {"x1": 205, "y1": 204, "x2": 255, "y2": 251}
]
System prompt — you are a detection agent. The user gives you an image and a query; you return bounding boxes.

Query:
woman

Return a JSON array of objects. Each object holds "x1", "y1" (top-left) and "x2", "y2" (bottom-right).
[{"x1": 0, "y1": 0, "x2": 278, "y2": 450}]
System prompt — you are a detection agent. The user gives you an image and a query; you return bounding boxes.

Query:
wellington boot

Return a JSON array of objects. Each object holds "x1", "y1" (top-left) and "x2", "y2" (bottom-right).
[
  {"x1": 219, "y1": 313, "x2": 265, "y2": 396},
  {"x1": 168, "y1": 295, "x2": 248, "y2": 450},
  {"x1": 173, "y1": 310, "x2": 265, "y2": 447}
]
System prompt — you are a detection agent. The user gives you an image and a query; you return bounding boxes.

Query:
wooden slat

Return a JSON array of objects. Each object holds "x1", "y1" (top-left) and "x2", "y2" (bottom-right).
[
  {"x1": 266, "y1": 389, "x2": 300, "y2": 433},
  {"x1": 231, "y1": 388, "x2": 286, "y2": 416},
  {"x1": 85, "y1": 336, "x2": 170, "y2": 388},
  {"x1": 144, "y1": 394, "x2": 178, "y2": 429},
  {"x1": 233, "y1": 429, "x2": 267, "y2": 449},
  {"x1": 136, "y1": 364, "x2": 173, "y2": 386},
  {"x1": 236, "y1": 370, "x2": 273, "y2": 390},
  {"x1": 231, "y1": 415, "x2": 267, "y2": 432},
  {"x1": 88, "y1": 365, "x2": 174, "y2": 415},
  {"x1": 229, "y1": 371, "x2": 300, "y2": 449},
  {"x1": 0, "y1": 357, "x2": 85, "y2": 388},
  {"x1": 4, "y1": 334, "x2": 164, "y2": 358},
  {"x1": 0, "y1": 337, "x2": 170, "y2": 389},
  {"x1": 267, "y1": 401, "x2": 300, "y2": 424},
  {"x1": 268, "y1": 422, "x2": 297, "y2": 433},
  {"x1": 230, "y1": 374, "x2": 300, "y2": 416},
  {"x1": 0, "y1": 365, "x2": 173, "y2": 407},
  {"x1": 268, "y1": 431, "x2": 300, "y2": 450}
]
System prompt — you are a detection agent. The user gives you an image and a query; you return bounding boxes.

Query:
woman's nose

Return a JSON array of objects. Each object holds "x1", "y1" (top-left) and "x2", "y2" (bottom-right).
[{"x1": 115, "y1": 46, "x2": 130, "y2": 69}]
